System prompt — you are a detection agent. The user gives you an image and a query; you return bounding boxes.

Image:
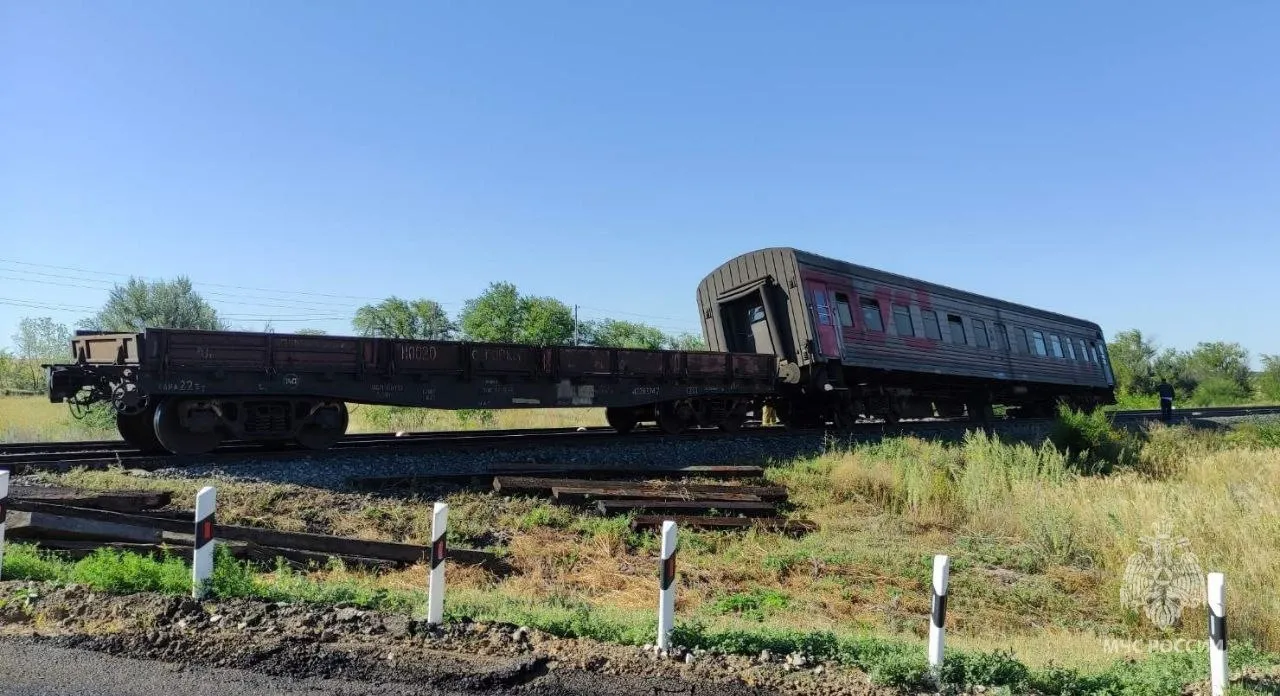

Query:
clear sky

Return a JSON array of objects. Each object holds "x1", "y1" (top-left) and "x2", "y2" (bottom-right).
[{"x1": 3, "y1": 2, "x2": 1277, "y2": 363}]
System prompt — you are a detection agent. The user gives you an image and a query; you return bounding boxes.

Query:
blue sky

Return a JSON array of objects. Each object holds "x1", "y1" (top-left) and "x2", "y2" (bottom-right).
[{"x1": 3, "y1": 2, "x2": 1277, "y2": 363}]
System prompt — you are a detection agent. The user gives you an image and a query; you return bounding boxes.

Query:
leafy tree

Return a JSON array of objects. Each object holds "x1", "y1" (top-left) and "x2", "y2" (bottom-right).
[
  {"x1": 458, "y1": 282, "x2": 575, "y2": 345},
  {"x1": 1152, "y1": 348, "x2": 1196, "y2": 399},
  {"x1": 81, "y1": 277, "x2": 227, "y2": 332},
  {"x1": 353, "y1": 297, "x2": 455, "y2": 340},
  {"x1": 517, "y1": 295, "x2": 575, "y2": 345},
  {"x1": 1185, "y1": 341, "x2": 1252, "y2": 391},
  {"x1": 666, "y1": 332, "x2": 708, "y2": 351},
  {"x1": 0, "y1": 349, "x2": 21, "y2": 393},
  {"x1": 10, "y1": 316, "x2": 72, "y2": 391},
  {"x1": 1106, "y1": 329, "x2": 1158, "y2": 396},
  {"x1": 584, "y1": 319, "x2": 667, "y2": 349},
  {"x1": 295, "y1": 328, "x2": 328, "y2": 336},
  {"x1": 458, "y1": 282, "x2": 522, "y2": 343},
  {"x1": 13, "y1": 316, "x2": 71, "y2": 362},
  {"x1": 1258, "y1": 354, "x2": 1280, "y2": 402}
]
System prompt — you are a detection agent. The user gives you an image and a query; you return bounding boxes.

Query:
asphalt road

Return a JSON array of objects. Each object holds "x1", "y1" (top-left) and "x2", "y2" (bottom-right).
[{"x1": 0, "y1": 637, "x2": 763, "y2": 696}]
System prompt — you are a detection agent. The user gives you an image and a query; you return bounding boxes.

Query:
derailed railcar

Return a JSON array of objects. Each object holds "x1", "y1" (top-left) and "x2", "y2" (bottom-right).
[
  {"x1": 48, "y1": 328, "x2": 777, "y2": 455},
  {"x1": 696, "y1": 247, "x2": 1116, "y2": 425}
]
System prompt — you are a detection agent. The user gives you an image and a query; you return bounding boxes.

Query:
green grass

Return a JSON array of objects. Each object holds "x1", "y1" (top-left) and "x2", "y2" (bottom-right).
[{"x1": 3, "y1": 541, "x2": 1277, "y2": 694}]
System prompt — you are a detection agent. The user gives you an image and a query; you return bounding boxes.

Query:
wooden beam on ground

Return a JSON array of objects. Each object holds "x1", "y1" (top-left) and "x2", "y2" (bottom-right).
[
  {"x1": 551, "y1": 486, "x2": 764, "y2": 505},
  {"x1": 10, "y1": 485, "x2": 171, "y2": 512},
  {"x1": 349, "y1": 464, "x2": 766, "y2": 490},
  {"x1": 5, "y1": 501, "x2": 508, "y2": 573},
  {"x1": 627, "y1": 515, "x2": 817, "y2": 535},
  {"x1": 493, "y1": 476, "x2": 787, "y2": 500},
  {"x1": 5, "y1": 510, "x2": 165, "y2": 544},
  {"x1": 29, "y1": 538, "x2": 399, "y2": 571},
  {"x1": 595, "y1": 499, "x2": 778, "y2": 516}
]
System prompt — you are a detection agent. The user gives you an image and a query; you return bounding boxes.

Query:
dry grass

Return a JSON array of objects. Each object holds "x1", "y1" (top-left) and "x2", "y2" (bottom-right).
[
  {"x1": 38, "y1": 418, "x2": 1280, "y2": 672},
  {"x1": 0, "y1": 395, "x2": 605, "y2": 444}
]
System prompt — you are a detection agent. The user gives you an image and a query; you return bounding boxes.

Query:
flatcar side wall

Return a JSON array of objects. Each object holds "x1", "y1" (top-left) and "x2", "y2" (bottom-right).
[{"x1": 131, "y1": 329, "x2": 776, "y2": 409}]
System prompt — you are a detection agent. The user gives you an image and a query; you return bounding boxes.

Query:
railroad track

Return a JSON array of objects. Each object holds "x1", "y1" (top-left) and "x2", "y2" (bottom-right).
[{"x1": 2, "y1": 405, "x2": 1277, "y2": 476}]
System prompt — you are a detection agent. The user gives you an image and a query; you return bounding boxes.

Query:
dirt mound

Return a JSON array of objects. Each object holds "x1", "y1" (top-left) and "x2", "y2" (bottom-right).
[{"x1": 0, "y1": 581, "x2": 891, "y2": 695}]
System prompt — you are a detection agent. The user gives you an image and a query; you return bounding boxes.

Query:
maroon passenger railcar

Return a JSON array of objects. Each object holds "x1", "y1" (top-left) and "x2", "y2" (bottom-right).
[{"x1": 696, "y1": 247, "x2": 1115, "y2": 425}]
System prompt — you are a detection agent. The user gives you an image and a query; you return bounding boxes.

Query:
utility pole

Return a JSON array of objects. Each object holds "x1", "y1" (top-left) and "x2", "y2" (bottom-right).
[{"x1": 573, "y1": 304, "x2": 579, "y2": 346}]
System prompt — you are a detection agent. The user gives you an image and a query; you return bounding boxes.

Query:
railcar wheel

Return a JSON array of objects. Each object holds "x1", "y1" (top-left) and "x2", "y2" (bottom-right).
[
  {"x1": 115, "y1": 405, "x2": 166, "y2": 454},
  {"x1": 153, "y1": 399, "x2": 224, "y2": 455},
  {"x1": 656, "y1": 403, "x2": 688, "y2": 435},
  {"x1": 718, "y1": 411, "x2": 746, "y2": 433},
  {"x1": 295, "y1": 401, "x2": 349, "y2": 451},
  {"x1": 605, "y1": 407, "x2": 638, "y2": 435}
]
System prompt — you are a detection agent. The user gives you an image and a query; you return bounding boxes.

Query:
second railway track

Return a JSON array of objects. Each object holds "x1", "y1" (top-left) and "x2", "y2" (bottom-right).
[{"x1": 3, "y1": 405, "x2": 1278, "y2": 476}]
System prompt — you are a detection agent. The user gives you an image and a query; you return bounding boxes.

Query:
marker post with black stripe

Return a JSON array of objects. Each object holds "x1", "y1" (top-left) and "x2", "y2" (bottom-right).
[
  {"x1": 1207, "y1": 572, "x2": 1226, "y2": 696},
  {"x1": 657, "y1": 520, "x2": 678, "y2": 651},
  {"x1": 0, "y1": 470, "x2": 9, "y2": 580},
  {"x1": 427, "y1": 502, "x2": 448, "y2": 625},
  {"x1": 192, "y1": 486, "x2": 216, "y2": 599},
  {"x1": 928, "y1": 554, "x2": 950, "y2": 674}
]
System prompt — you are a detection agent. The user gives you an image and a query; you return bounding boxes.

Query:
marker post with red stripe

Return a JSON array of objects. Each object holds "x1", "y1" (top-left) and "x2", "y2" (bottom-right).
[
  {"x1": 427, "y1": 502, "x2": 448, "y2": 625},
  {"x1": 928, "y1": 554, "x2": 950, "y2": 675},
  {"x1": 1207, "y1": 572, "x2": 1227, "y2": 696},
  {"x1": 0, "y1": 470, "x2": 9, "y2": 580},
  {"x1": 192, "y1": 486, "x2": 216, "y2": 599},
  {"x1": 656, "y1": 520, "x2": 678, "y2": 650}
]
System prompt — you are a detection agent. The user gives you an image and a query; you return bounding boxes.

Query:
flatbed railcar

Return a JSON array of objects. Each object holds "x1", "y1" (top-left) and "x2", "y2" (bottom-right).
[
  {"x1": 45, "y1": 328, "x2": 777, "y2": 455},
  {"x1": 696, "y1": 247, "x2": 1116, "y2": 425}
]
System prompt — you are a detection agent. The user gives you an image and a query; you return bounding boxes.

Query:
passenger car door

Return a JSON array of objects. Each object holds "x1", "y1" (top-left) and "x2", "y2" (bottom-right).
[{"x1": 805, "y1": 280, "x2": 842, "y2": 359}]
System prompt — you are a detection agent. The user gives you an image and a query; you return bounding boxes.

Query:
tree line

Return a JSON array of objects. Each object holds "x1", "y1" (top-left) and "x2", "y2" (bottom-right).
[
  {"x1": 1106, "y1": 329, "x2": 1280, "y2": 406},
  {"x1": 3, "y1": 276, "x2": 1278, "y2": 405},
  {"x1": 0, "y1": 277, "x2": 705, "y2": 393}
]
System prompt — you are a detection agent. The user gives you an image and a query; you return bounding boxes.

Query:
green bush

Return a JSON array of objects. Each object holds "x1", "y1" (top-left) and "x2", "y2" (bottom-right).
[{"x1": 1049, "y1": 405, "x2": 1135, "y2": 474}]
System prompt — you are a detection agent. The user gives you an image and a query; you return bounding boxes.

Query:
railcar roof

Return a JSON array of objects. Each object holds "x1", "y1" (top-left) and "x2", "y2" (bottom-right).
[{"x1": 703, "y1": 246, "x2": 1104, "y2": 332}]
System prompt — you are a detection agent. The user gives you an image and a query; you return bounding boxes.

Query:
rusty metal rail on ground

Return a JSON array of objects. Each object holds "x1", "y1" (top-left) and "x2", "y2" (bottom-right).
[{"x1": 4, "y1": 484, "x2": 509, "y2": 573}]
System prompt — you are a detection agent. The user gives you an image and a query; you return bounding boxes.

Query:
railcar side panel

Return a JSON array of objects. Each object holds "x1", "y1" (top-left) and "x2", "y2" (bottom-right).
[
  {"x1": 797, "y1": 264, "x2": 1110, "y2": 389},
  {"x1": 54, "y1": 328, "x2": 776, "y2": 411}
]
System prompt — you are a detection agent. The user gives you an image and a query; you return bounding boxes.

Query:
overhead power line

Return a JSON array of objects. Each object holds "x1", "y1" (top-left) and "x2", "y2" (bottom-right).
[{"x1": 0, "y1": 257, "x2": 705, "y2": 334}]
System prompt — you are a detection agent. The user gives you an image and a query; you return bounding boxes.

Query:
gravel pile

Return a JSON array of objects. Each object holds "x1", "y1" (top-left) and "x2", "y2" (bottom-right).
[
  {"x1": 144, "y1": 431, "x2": 840, "y2": 488},
  {"x1": 142, "y1": 413, "x2": 1265, "y2": 490}
]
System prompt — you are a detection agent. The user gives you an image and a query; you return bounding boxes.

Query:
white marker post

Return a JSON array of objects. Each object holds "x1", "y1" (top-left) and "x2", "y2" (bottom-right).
[
  {"x1": 0, "y1": 470, "x2": 9, "y2": 580},
  {"x1": 427, "y1": 502, "x2": 448, "y2": 625},
  {"x1": 1207, "y1": 572, "x2": 1227, "y2": 696},
  {"x1": 656, "y1": 520, "x2": 678, "y2": 651},
  {"x1": 928, "y1": 554, "x2": 950, "y2": 676},
  {"x1": 192, "y1": 486, "x2": 217, "y2": 599}
]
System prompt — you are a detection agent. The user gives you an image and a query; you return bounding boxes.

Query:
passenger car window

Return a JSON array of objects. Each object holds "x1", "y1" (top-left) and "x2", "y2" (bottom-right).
[
  {"x1": 1032, "y1": 331, "x2": 1047, "y2": 356},
  {"x1": 922, "y1": 310, "x2": 942, "y2": 340},
  {"x1": 992, "y1": 322, "x2": 1009, "y2": 351},
  {"x1": 1050, "y1": 334, "x2": 1063, "y2": 358},
  {"x1": 973, "y1": 318, "x2": 989, "y2": 348},
  {"x1": 813, "y1": 290, "x2": 831, "y2": 325},
  {"x1": 947, "y1": 314, "x2": 966, "y2": 345},
  {"x1": 860, "y1": 298, "x2": 884, "y2": 332},
  {"x1": 1065, "y1": 337, "x2": 1077, "y2": 360},
  {"x1": 835, "y1": 293, "x2": 854, "y2": 328},
  {"x1": 1015, "y1": 327, "x2": 1031, "y2": 354},
  {"x1": 1078, "y1": 338, "x2": 1091, "y2": 362},
  {"x1": 892, "y1": 304, "x2": 914, "y2": 337}
]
